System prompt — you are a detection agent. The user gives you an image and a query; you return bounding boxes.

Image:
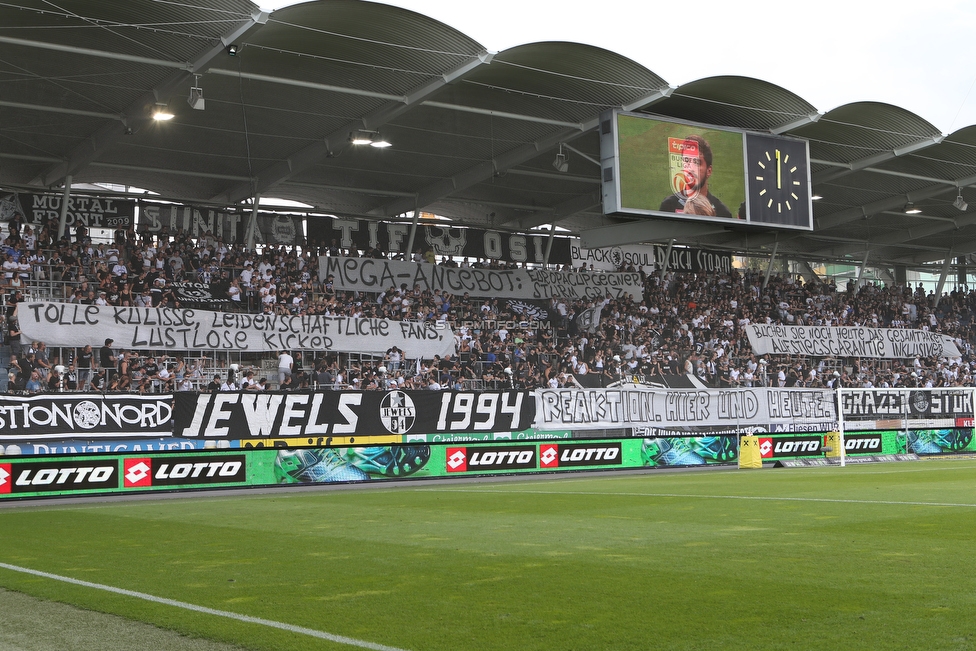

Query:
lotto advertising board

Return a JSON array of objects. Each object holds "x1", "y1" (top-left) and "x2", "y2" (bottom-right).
[
  {"x1": 0, "y1": 437, "x2": 747, "y2": 499},
  {"x1": 0, "y1": 452, "x2": 249, "y2": 499},
  {"x1": 0, "y1": 437, "x2": 231, "y2": 457},
  {"x1": 755, "y1": 432, "x2": 900, "y2": 461},
  {"x1": 6, "y1": 428, "x2": 966, "y2": 499},
  {"x1": 601, "y1": 111, "x2": 813, "y2": 230}
]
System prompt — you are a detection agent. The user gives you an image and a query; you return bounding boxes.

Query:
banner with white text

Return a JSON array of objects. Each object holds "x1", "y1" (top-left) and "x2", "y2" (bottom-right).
[
  {"x1": 840, "y1": 388, "x2": 975, "y2": 431},
  {"x1": 17, "y1": 301, "x2": 454, "y2": 358},
  {"x1": 746, "y1": 324, "x2": 962, "y2": 359},
  {"x1": 320, "y1": 256, "x2": 643, "y2": 300},
  {"x1": 534, "y1": 386, "x2": 836, "y2": 431},
  {"x1": 138, "y1": 204, "x2": 303, "y2": 245},
  {"x1": 0, "y1": 394, "x2": 172, "y2": 440},
  {"x1": 2, "y1": 191, "x2": 135, "y2": 230},
  {"x1": 173, "y1": 390, "x2": 535, "y2": 440}
]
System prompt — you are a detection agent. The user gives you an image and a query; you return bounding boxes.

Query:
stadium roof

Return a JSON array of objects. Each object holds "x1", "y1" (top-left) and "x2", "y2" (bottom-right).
[{"x1": 2, "y1": 0, "x2": 976, "y2": 272}]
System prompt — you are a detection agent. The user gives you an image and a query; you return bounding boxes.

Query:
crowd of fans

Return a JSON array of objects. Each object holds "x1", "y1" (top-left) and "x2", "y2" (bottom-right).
[{"x1": 3, "y1": 212, "x2": 976, "y2": 394}]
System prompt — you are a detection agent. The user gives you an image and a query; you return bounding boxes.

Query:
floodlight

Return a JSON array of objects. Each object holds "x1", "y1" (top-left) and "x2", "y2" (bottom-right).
[
  {"x1": 903, "y1": 202, "x2": 921, "y2": 214},
  {"x1": 350, "y1": 129, "x2": 392, "y2": 148},
  {"x1": 349, "y1": 130, "x2": 372, "y2": 145},
  {"x1": 153, "y1": 104, "x2": 174, "y2": 121},
  {"x1": 188, "y1": 75, "x2": 205, "y2": 110},
  {"x1": 188, "y1": 88, "x2": 205, "y2": 110},
  {"x1": 954, "y1": 190, "x2": 968, "y2": 212},
  {"x1": 552, "y1": 144, "x2": 569, "y2": 173}
]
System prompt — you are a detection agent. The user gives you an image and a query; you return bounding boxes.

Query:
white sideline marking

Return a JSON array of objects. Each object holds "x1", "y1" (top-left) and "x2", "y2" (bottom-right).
[
  {"x1": 420, "y1": 488, "x2": 976, "y2": 509},
  {"x1": 0, "y1": 562, "x2": 409, "y2": 651}
]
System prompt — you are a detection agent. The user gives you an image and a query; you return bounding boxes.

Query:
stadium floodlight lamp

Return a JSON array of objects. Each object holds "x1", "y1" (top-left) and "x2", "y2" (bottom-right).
[
  {"x1": 904, "y1": 202, "x2": 922, "y2": 214},
  {"x1": 152, "y1": 103, "x2": 174, "y2": 121},
  {"x1": 369, "y1": 133, "x2": 392, "y2": 148},
  {"x1": 349, "y1": 130, "x2": 373, "y2": 145},
  {"x1": 954, "y1": 190, "x2": 968, "y2": 212},
  {"x1": 188, "y1": 75, "x2": 205, "y2": 110},
  {"x1": 811, "y1": 194, "x2": 823, "y2": 201},
  {"x1": 227, "y1": 44, "x2": 239, "y2": 56},
  {"x1": 350, "y1": 129, "x2": 392, "y2": 148},
  {"x1": 552, "y1": 144, "x2": 569, "y2": 173}
]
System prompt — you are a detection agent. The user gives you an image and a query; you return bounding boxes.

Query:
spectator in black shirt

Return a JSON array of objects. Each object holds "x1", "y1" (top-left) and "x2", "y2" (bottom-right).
[
  {"x1": 76, "y1": 344, "x2": 93, "y2": 391},
  {"x1": 140, "y1": 356, "x2": 160, "y2": 394},
  {"x1": 99, "y1": 338, "x2": 117, "y2": 386}
]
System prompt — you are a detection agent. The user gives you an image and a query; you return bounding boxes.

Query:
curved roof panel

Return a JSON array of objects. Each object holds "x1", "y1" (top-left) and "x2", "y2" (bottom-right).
[
  {"x1": 647, "y1": 76, "x2": 817, "y2": 132},
  {"x1": 1, "y1": 0, "x2": 976, "y2": 269}
]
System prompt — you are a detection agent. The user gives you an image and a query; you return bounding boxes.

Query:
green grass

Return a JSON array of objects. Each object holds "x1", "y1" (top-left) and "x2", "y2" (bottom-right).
[{"x1": 3, "y1": 461, "x2": 976, "y2": 650}]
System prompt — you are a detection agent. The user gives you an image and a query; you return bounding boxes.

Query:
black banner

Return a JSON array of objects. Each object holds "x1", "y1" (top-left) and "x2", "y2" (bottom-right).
[
  {"x1": 0, "y1": 394, "x2": 173, "y2": 441},
  {"x1": 173, "y1": 390, "x2": 535, "y2": 440},
  {"x1": 841, "y1": 390, "x2": 973, "y2": 421},
  {"x1": 2, "y1": 191, "x2": 135, "y2": 229},
  {"x1": 571, "y1": 241, "x2": 733, "y2": 273},
  {"x1": 138, "y1": 205, "x2": 304, "y2": 246},
  {"x1": 168, "y1": 282, "x2": 232, "y2": 307},
  {"x1": 306, "y1": 217, "x2": 572, "y2": 264}
]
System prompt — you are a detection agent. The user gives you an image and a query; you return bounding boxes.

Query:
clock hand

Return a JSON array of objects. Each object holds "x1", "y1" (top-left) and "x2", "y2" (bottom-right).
[{"x1": 776, "y1": 149, "x2": 781, "y2": 189}]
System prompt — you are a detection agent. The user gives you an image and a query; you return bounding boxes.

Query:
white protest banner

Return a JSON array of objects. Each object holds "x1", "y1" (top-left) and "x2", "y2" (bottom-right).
[
  {"x1": 534, "y1": 386, "x2": 836, "y2": 431},
  {"x1": 320, "y1": 256, "x2": 643, "y2": 300},
  {"x1": 18, "y1": 302, "x2": 455, "y2": 358},
  {"x1": 746, "y1": 324, "x2": 961, "y2": 359}
]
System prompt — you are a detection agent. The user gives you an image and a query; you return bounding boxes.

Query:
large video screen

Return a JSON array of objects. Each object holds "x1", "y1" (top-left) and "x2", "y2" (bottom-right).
[{"x1": 601, "y1": 112, "x2": 813, "y2": 231}]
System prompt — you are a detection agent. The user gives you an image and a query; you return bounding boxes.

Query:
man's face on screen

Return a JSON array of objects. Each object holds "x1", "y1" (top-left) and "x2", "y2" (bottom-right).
[{"x1": 680, "y1": 140, "x2": 710, "y2": 197}]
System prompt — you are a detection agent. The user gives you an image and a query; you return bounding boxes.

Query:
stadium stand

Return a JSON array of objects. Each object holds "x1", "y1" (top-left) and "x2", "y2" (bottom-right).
[{"x1": 3, "y1": 214, "x2": 975, "y2": 394}]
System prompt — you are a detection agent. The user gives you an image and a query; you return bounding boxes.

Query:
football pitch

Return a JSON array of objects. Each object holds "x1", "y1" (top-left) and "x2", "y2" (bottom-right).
[{"x1": 2, "y1": 460, "x2": 976, "y2": 651}]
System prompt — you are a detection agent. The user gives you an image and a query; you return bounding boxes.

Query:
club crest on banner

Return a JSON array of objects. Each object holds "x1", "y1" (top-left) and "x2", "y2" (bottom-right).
[
  {"x1": 379, "y1": 391, "x2": 417, "y2": 433},
  {"x1": 270, "y1": 215, "x2": 297, "y2": 244}
]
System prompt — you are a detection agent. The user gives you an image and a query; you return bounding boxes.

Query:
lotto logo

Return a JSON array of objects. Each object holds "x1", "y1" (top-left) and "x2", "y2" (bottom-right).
[
  {"x1": 0, "y1": 463, "x2": 10, "y2": 494},
  {"x1": 446, "y1": 448, "x2": 467, "y2": 472},
  {"x1": 759, "y1": 438, "x2": 773, "y2": 458},
  {"x1": 540, "y1": 444, "x2": 558, "y2": 468},
  {"x1": 123, "y1": 458, "x2": 152, "y2": 488}
]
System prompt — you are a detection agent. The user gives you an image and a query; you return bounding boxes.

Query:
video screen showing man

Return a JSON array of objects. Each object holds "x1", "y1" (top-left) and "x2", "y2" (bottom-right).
[
  {"x1": 614, "y1": 114, "x2": 746, "y2": 222},
  {"x1": 659, "y1": 135, "x2": 733, "y2": 218}
]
